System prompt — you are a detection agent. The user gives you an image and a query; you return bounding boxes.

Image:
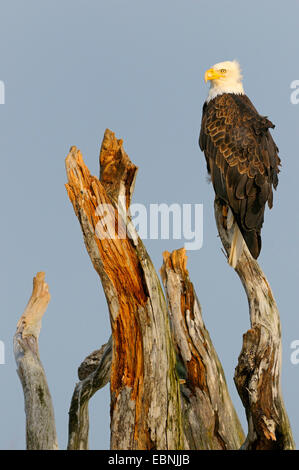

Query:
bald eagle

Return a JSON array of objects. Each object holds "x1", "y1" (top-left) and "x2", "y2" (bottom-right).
[{"x1": 199, "y1": 60, "x2": 280, "y2": 266}]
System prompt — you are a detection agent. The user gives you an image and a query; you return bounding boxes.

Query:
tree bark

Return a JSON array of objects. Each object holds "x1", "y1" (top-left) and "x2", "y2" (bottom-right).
[
  {"x1": 13, "y1": 272, "x2": 58, "y2": 450},
  {"x1": 214, "y1": 197, "x2": 295, "y2": 450},
  {"x1": 65, "y1": 130, "x2": 184, "y2": 450},
  {"x1": 161, "y1": 248, "x2": 245, "y2": 450}
]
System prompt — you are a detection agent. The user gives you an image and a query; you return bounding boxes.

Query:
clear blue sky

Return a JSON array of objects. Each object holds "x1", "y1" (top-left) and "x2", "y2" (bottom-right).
[{"x1": 1, "y1": 0, "x2": 299, "y2": 449}]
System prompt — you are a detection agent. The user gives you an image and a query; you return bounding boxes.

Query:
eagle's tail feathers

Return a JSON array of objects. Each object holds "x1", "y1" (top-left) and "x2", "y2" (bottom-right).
[{"x1": 242, "y1": 229, "x2": 261, "y2": 260}]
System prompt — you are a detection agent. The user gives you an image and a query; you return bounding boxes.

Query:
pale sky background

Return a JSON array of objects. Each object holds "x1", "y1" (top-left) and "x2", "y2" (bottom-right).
[{"x1": 1, "y1": 0, "x2": 299, "y2": 450}]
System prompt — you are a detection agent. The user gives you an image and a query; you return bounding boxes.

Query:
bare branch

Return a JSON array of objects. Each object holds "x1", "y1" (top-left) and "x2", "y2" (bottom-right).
[
  {"x1": 68, "y1": 338, "x2": 112, "y2": 450},
  {"x1": 214, "y1": 197, "x2": 295, "y2": 450},
  {"x1": 78, "y1": 340, "x2": 111, "y2": 381},
  {"x1": 14, "y1": 272, "x2": 58, "y2": 450}
]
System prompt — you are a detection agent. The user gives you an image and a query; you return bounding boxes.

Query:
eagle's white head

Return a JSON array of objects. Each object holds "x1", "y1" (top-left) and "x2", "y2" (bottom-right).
[{"x1": 205, "y1": 60, "x2": 245, "y2": 102}]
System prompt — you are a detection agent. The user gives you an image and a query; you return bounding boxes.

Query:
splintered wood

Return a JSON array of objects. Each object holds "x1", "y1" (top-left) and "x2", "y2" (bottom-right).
[
  {"x1": 65, "y1": 129, "x2": 183, "y2": 450},
  {"x1": 161, "y1": 248, "x2": 244, "y2": 450}
]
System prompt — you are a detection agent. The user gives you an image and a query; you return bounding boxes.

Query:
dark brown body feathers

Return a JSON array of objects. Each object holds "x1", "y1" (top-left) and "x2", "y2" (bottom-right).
[{"x1": 199, "y1": 93, "x2": 280, "y2": 259}]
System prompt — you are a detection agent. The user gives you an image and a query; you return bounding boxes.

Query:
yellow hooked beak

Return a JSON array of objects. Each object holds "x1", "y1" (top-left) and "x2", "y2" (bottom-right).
[{"x1": 204, "y1": 68, "x2": 222, "y2": 83}]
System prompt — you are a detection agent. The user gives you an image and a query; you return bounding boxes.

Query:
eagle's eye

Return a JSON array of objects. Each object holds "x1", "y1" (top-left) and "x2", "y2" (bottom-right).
[{"x1": 220, "y1": 68, "x2": 227, "y2": 73}]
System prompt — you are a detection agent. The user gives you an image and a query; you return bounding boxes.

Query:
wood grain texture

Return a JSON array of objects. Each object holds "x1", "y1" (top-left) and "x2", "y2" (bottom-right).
[
  {"x1": 214, "y1": 197, "x2": 295, "y2": 450},
  {"x1": 14, "y1": 272, "x2": 58, "y2": 450},
  {"x1": 161, "y1": 249, "x2": 245, "y2": 450},
  {"x1": 65, "y1": 129, "x2": 183, "y2": 450}
]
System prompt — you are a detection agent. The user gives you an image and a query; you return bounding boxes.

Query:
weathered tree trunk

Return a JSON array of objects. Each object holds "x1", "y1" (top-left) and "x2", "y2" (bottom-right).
[
  {"x1": 13, "y1": 272, "x2": 58, "y2": 450},
  {"x1": 65, "y1": 130, "x2": 184, "y2": 450},
  {"x1": 161, "y1": 249, "x2": 245, "y2": 450},
  {"x1": 214, "y1": 197, "x2": 295, "y2": 450}
]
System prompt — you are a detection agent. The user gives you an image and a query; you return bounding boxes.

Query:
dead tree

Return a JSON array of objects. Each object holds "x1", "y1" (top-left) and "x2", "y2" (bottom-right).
[
  {"x1": 214, "y1": 198, "x2": 295, "y2": 450},
  {"x1": 14, "y1": 130, "x2": 295, "y2": 450},
  {"x1": 14, "y1": 272, "x2": 58, "y2": 450},
  {"x1": 65, "y1": 133, "x2": 184, "y2": 450},
  {"x1": 161, "y1": 249, "x2": 244, "y2": 449}
]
